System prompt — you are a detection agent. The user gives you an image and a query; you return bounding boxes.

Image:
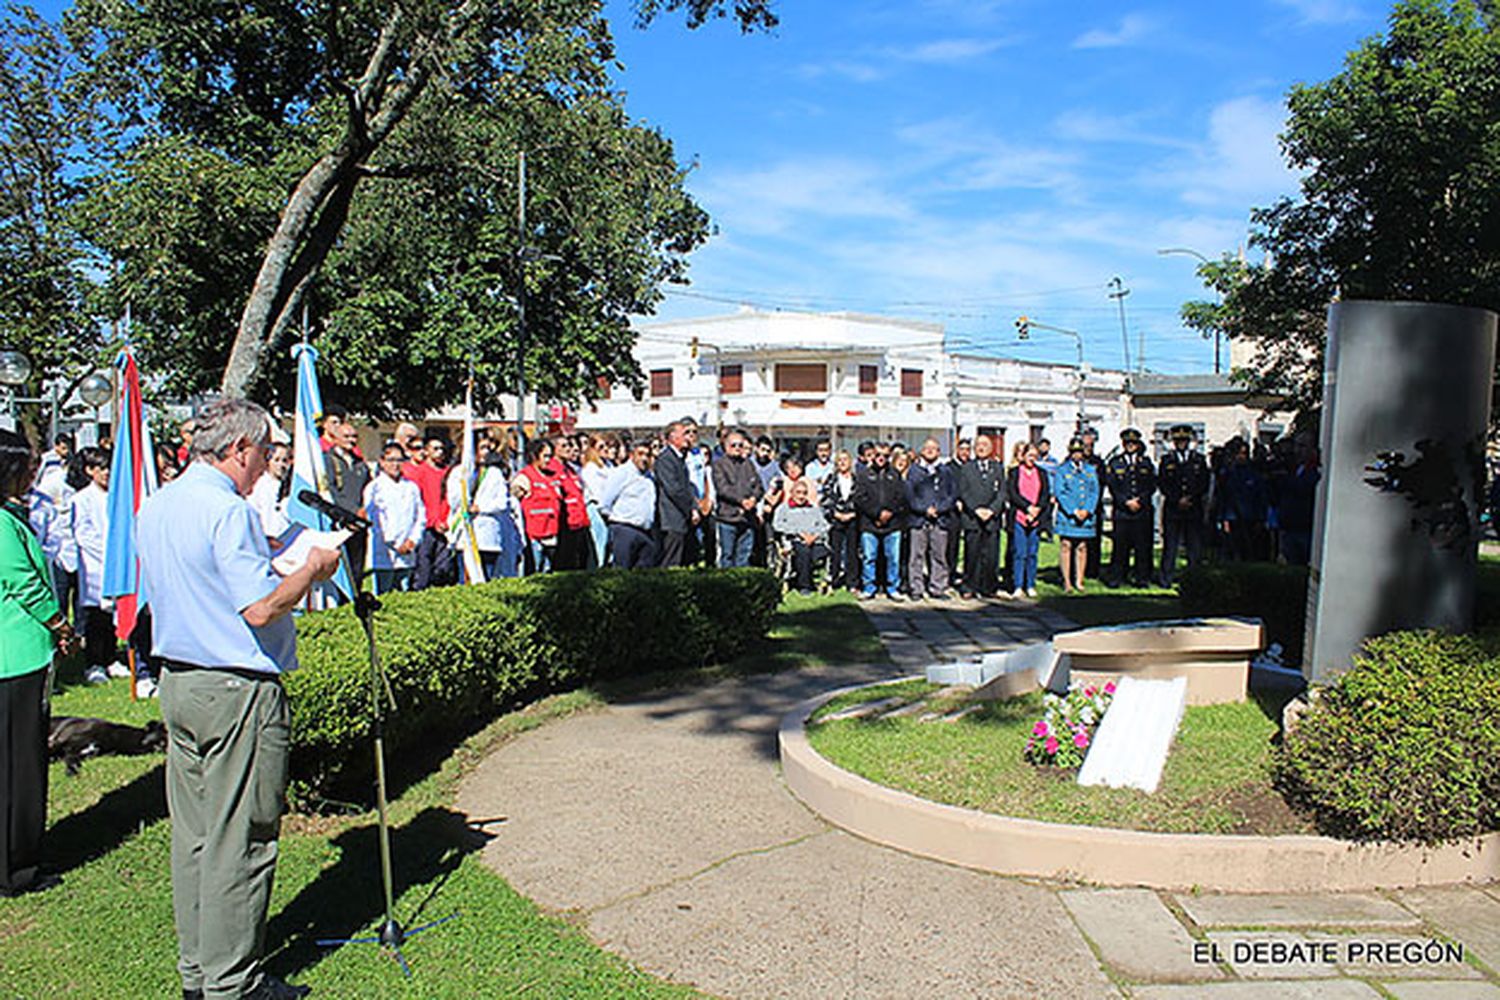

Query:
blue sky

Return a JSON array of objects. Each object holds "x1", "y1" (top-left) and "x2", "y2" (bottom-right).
[{"x1": 605, "y1": 0, "x2": 1391, "y2": 373}]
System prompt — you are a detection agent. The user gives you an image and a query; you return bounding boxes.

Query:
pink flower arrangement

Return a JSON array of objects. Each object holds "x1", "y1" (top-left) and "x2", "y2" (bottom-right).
[{"x1": 1023, "y1": 680, "x2": 1116, "y2": 770}]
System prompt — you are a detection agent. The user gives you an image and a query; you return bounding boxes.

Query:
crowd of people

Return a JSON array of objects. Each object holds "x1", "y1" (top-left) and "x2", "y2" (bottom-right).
[{"x1": 10, "y1": 411, "x2": 1325, "y2": 710}]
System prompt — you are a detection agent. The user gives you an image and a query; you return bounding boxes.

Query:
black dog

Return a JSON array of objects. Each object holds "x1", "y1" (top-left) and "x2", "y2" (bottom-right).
[{"x1": 48, "y1": 716, "x2": 168, "y2": 775}]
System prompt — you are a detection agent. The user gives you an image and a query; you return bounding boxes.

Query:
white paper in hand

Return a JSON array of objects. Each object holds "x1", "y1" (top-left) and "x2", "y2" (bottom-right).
[{"x1": 272, "y1": 524, "x2": 352, "y2": 576}]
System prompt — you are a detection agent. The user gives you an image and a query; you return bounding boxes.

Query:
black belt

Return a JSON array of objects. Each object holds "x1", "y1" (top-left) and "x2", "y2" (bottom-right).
[{"x1": 162, "y1": 659, "x2": 282, "y2": 685}]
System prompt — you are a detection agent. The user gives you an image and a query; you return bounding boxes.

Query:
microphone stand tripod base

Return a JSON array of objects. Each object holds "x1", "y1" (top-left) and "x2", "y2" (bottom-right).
[{"x1": 312, "y1": 562, "x2": 457, "y2": 977}]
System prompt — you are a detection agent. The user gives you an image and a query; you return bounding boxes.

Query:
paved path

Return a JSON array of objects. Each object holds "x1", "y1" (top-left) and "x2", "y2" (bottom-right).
[{"x1": 458, "y1": 601, "x2": 1500, "y2": 999}]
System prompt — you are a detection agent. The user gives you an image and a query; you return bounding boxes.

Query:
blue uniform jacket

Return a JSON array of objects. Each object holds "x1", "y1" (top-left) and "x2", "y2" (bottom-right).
[{"x1": 1052, "y1": 460, "x2": 1101, "y2": 538}]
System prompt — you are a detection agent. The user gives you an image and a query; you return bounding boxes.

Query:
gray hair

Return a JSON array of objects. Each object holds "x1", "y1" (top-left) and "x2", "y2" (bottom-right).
[{"x1": 191, "y1": 398, "x2": 272, "y2": 460}]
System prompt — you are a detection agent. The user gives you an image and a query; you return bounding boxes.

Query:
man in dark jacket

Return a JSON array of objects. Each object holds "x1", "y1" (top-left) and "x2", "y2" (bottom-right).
[
  {"x1": 654, "y1": 420, "x2": 696, "y2": 567},
  {"x1": 1105, "y1": 427, "x2": 1156, "y2": 587},
  {"x1": 1156, "y1": 424, "x2": 1210, "y2": 585},
  {"x1": 852, "y1": 442, "x2": 908, "y2": 600},
  {"x1": 955, "y1": 435, "x2": 1005, "y2": 597},
  {"x1": 711, "y1": 430, "x2": 763, "y2": 568},
  {"x1": 904, "y1": 437, "x2": 957, "y2": 599}
]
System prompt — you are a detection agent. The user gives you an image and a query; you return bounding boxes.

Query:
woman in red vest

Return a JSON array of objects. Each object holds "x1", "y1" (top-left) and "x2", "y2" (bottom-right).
[
  {"x1": 546, "y1": 435, "x2": 592, "y2": 570},
  {"x1": 514, "y1": 439, "x2": 561, "y2": 573}
]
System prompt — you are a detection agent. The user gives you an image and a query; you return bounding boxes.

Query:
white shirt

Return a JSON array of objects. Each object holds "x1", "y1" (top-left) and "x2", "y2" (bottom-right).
[
  {"x1": 580, "y1": 461, "x2": 612, "y2": 505},
  {"x1": 364, "y1": 474, "x2": 425, "y2": 570},
  {"x1": 470, "y1": 465, "x2": 514, "y2": 552},
  {"x1": 34, "y1": 453, "x2": 71, "y2": 504},
  {"x1": 70, "y1": 482, "x2": 108, "y2": 607},
  {"x1": 27, "y1": 487, "x2": 77, "y2": 571},
  {"x1": 247, "y1": 473, "x2": 289, "y2": 539}
]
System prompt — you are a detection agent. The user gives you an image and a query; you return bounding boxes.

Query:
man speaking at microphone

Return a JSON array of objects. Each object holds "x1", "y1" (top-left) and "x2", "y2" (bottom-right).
[{"x1": 138, "y1": 399, "x2": 342, "y2": 1000}]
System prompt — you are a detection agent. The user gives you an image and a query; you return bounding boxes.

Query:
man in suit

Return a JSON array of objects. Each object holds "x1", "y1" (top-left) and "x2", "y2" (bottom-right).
[
  {"x1": 955, "y1": 435, "x2": 1005, "y2": 597},
  {"x1": 654, "y1": 420, "x2": 697, "y2": 567}
]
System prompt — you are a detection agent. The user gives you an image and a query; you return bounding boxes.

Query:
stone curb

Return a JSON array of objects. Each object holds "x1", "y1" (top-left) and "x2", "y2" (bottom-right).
[{"x1": 780, "y1": 682, "x2": 1500, "y2": 893}]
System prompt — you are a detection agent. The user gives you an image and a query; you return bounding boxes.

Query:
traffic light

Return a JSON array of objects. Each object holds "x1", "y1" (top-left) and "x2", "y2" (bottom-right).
[
  {"x1": 1015, "y1": 316, "x2": 1030, "y2": 339},
  {"x1": 689, "y1": 336, "x2": 699, "y2": 359}
]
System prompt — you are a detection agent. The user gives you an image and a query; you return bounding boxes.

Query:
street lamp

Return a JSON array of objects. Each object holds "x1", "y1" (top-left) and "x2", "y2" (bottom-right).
[
  {"x1": 78, "y1": 373, "x2": 112, "y2": 408},
  {"x1": 0, "y1": 349, "x2": 32, "y2": 386},
  {"x1": 946, "y1": 384, "x2": 961, "y2": 451},
  {"x1": 1159, "y1": 247, "x2": 1222, "y2": 374},
  {"x1": 0, "y1": 349, "x2": 31, "y2": 432},
  {"x1": 1015, "y1": 316, "x2": 1087, "y2": 429}
]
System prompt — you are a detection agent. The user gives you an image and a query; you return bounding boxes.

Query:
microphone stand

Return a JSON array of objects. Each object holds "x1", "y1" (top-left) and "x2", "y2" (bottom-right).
[{"x1": 312, "y1": 513, "x2": 455, "y2": 975}]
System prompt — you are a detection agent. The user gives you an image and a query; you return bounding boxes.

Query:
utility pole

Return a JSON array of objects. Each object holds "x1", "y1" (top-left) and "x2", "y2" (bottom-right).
[{"x1": 1107, "y1": 276, "x2": 1133, "y2": 374}]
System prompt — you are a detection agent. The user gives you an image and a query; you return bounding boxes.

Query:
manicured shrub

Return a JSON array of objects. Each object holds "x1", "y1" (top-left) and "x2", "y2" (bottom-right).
[
  {"x1": 1274, "y1": 630, "x2": 1500, "y2": 844},
  {"x1": 287, "y1": 568, "x2": 779, "y2": 793},
  {"x1": 1177, "y1": 563, "x2": 1310, "y2": 662}
]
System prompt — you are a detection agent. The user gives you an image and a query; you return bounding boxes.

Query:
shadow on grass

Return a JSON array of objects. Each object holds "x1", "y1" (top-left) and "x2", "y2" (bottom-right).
[
  {"x1": 266, "y1": 806, "x2": 496, "y2": 978},
  {"x1": 43, "y1": 762, "x2": 167, "y2": 875}
]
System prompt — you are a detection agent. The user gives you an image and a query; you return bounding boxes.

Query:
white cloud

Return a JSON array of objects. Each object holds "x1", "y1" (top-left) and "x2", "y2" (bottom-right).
[
  {"x1": 889, "y1": 38, "x2": 1011, "y2": 63},
  {"x1": 692, "y1": 157, "x2": 913, "y2": 238},
  {"x1": 1052, "y1": 109, "x2": 1193, "y2": 149},
  {"x1": 1271, "y1": 0, "x2": 1363, "y2": 26},
  {"x1": 796, "y1": 60, "x2": 884, "y2": 84},
  {"x1": 1170, "y1": 95, "x2": 1302, "y2": 207},
  {"x1": 895, "y1": 118, "x2": 1082, "y2": 195},
  {"x1": 1072, "y1": 13, "x2": 1155, "y2": 50}
]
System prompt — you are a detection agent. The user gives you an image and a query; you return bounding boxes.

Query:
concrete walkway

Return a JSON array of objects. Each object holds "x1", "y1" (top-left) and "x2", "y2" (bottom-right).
[{"x1": 457, "y1": 600, "x2": 1500, "y2": 999}]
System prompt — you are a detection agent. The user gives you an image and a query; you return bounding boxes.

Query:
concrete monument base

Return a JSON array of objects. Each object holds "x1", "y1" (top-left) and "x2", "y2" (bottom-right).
[{"x1": 1051, "y1": 618, "x2": 1263, "y2": 706}]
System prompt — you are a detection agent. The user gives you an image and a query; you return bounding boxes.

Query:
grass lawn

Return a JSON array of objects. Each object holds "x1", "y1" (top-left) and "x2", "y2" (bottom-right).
[
  {"x1": 1031, "y1": 537, "x2": 1184, "y2": 627},
  {"x1": 806, "y1": 680, "x2": 1311, "y2": 836},
  {"x1": 1, "y1": 590, "x2": 877, "y2": 999}
]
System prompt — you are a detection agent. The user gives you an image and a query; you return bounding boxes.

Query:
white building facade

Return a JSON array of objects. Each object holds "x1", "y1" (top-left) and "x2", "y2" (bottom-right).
[{"x1": 576, "y1": 309, "x2": 1131, "y2": 457}]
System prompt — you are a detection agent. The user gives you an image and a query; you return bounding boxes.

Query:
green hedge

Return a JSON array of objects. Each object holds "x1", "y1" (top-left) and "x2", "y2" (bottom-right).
[
  {"x1": 1275, "y1": 630, "x2": 1500, "y2": 844},
  {"x1": 287, "y1": 568, "x2": 780, "y2": 793},
  {"x1": 1177, "y1": 563, "x2": 1310, "y2": 663}
]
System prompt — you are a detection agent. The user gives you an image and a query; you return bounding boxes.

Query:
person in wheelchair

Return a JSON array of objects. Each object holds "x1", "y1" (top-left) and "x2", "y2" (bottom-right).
[{"x1": 772, "y1": 478, "x2": 830, "y2": 594}]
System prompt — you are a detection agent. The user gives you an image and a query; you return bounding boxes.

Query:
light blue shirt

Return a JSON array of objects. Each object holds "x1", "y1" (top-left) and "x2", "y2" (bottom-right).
[
  {"x1": 137, "y1": 462, "x2": 297, "y2": 674},
  {"x1": 599, "y1": 462, "x2": 658, "y2": 530},
  {"x1": 685, "y1": 446, "x2": 712, "y2": 501}
]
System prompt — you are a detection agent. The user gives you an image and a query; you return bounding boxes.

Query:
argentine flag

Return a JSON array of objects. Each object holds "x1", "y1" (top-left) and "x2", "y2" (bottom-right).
[
  {"x1": 285, "y1": 343, "x2": 355, "y2": 598},
  {"x1": 102, "y1": 347, "x2": 158, "y2": 640}
]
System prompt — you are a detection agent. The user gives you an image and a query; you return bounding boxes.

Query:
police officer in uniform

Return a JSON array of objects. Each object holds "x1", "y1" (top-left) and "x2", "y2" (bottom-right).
[
  {"x1": 1156, "y1": 423, "x2": 1210, "y2": 585},
  {"x1": 1105, "y1": 427, "x2": 1156, "y2": 587}
]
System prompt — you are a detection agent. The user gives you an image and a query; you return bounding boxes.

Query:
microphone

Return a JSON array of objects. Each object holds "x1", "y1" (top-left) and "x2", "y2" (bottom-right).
[{"x1": 297, "y1": 489, "x2": 371, "y2": 530}]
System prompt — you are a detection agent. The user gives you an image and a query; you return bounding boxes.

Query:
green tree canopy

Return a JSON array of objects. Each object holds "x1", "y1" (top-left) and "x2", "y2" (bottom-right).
[
  {"x1": 1183, "y1": 0, "x2": 1499, "y2": 414},
  {"x1": 35, "y1": 0, "x2": 774, "y2": 411}
]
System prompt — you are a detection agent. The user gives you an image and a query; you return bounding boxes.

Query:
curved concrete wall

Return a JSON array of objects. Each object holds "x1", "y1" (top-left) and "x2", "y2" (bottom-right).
[{"x1": 782, "y1": 685, "x2": 1500, "y2": 892}]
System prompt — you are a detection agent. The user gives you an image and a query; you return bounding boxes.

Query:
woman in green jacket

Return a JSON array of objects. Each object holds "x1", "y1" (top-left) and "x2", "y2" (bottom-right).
[{"x1": 0, "y1": 428, "x2": 77, "y2": 895}]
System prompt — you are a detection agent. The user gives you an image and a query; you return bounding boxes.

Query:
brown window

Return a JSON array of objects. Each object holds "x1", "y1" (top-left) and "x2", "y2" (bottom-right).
[
  {"x1": 719, "y1": 363, "x2": 743, "y2": 395},
  {"x1": 901, "y1": 368, "x2": 924, "y2": 398},
  {"x1": 774, "y1": 363, "x2": 827, "y2": 393},
  {"x1": 595, "y1": 376, "x2": 611, "y2": 400},
  {"x1": 858, "y1": 364, "x2": 878, "y2": 395},
  {"x1": 650, "y1": 368, "x2": 673, "y2": 398}
]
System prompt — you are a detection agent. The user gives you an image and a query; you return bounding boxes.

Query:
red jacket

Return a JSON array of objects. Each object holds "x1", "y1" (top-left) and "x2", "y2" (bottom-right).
[
  {"x1": 518, "y1": 463, "x2": 562, "y2": 540},
  {"x1": 547, "y1": 459, "x2": 590, "y2": 531},
  {"x1": 402, "y1": 460, "x2": 450, "y2": 530}
]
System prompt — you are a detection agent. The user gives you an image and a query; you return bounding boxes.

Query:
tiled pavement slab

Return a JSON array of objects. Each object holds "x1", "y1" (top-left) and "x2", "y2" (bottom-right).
[
  {"x1": 1397, "y1": 887, "x2": 1500, "y2": 972},
  {"x1": 1061, "y1": 888, "x2": 1223, "y2": 982},
  {"x1": 1382, "y1": 981, "x2": 1500, "y2": 999},
  {"x1": 1130, "y1": 982, "x2": 1383, "y2": 999},
  {"x1": 1175, "y1": 891, "x2": 1423, "y2": 930}
]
